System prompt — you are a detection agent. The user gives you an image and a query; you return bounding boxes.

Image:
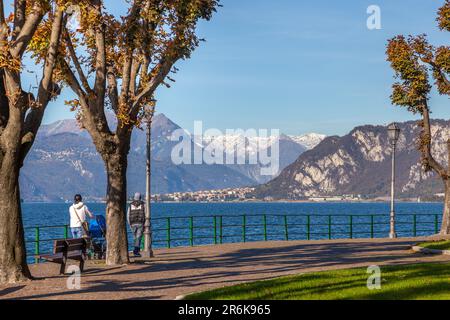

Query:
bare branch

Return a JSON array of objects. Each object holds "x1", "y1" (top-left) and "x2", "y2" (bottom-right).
[
  {"x1": 63, "y1": 60, "x2": 88, "y2": 101},
  {"x1": 64, "y1": 28, "x2": 92, "y2": 94},
  {"x1": 130, "y1": 55, "x2": 178, "y2": 119}
]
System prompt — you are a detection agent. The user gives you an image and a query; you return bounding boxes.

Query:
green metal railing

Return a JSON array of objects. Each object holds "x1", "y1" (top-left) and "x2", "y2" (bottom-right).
[{"x1": 25, "y1": 213, "x2": 441, "y2": 264}]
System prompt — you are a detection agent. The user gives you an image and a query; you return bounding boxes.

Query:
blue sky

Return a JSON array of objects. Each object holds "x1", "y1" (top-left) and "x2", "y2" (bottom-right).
[{"x1": 37, "y1": 0, "x2": 448, "y2": 136}]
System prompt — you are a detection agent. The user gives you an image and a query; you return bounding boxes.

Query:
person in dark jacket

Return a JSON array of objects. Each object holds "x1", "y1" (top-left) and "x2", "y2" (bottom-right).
[{"x1": 127, "y1": 192, "x2": 146, "y2": 257}]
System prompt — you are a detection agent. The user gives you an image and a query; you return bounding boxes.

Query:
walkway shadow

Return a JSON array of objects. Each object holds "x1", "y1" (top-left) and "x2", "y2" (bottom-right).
[
  {"x1": 0, "y1": 286, "x2": 26, "y2": 297},
  {"x1": 9, "y1": 239, "x2": 450, "y2": 300}
]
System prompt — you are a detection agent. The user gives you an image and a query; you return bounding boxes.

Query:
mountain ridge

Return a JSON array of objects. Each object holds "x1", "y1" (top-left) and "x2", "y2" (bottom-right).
[
  {"x1": 21, "y1": 114, "x2": 324, "y2": 201},
  {"x1": 255, "y1": 119, "x2": 449, "y2": 199}
]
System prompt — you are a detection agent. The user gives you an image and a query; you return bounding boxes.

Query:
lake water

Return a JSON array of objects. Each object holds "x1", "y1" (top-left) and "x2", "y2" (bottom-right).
[{"x1": 23, "y1": 202, "x2": 444, "y2": 263}]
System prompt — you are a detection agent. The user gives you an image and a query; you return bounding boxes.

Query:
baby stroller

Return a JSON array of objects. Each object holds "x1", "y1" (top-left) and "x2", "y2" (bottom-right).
[{"x1": 88, "y1": 215, "x2": 107, "y2": 260}]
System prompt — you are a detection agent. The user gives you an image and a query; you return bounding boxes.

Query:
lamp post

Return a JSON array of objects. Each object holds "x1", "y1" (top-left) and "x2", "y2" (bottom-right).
[
  {"x1": 142, "y1": 105, "x2": 155, "y2": 258},
  {"x1": 388, "y1": 123, "x2": 401, "y2": 239}
]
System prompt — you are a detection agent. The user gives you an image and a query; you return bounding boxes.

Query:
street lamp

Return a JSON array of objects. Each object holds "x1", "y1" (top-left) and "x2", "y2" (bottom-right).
[
  {"x1": 388, "y1": 123, "x2": 401, "y2": 239},
  {"x1": 142, "y1": 105, "x2": 155, "y2": 258}
]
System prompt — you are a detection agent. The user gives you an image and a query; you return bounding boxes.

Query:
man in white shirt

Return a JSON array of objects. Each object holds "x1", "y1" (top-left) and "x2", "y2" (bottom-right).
[{"x1": 69, "y1": 194, "x2": 94, "y2": 238}]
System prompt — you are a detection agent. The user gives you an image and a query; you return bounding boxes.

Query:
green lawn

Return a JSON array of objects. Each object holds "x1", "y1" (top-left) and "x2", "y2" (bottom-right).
[
  {"x1": 185, "y1": 263, "x2": 450, "y2": 300},
  {"x1": 418, "y1": 240, "x2": 450, "y2": 251}
]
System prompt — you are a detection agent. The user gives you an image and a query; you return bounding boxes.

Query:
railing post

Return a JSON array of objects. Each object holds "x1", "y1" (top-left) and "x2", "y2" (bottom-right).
[
  {"x1": 189, "y1": 216, "x2": 194, "y2": 247},
  {"x1": 435, "y1": 214, "x2": 439, "y2": 234},
  {"x1": 328, "y1": 215, "x2": 332, "y2": 240},
  {"x1": 371, "y1": 215, "x2": 374, "y2": 239},
  {"x1": 166, "y1": 217, "x2": 171, "y2": 248},
  {"x1": 219, "y1": 216, "x2": 223, "y2": 244},
  {"x1": 64, "y1": 225, "x2": 69, "y2": 239},
  {"x1": 242, "y1": 215, "x2": 246, "y2": 243},
  {"x1": 284, "y1": 215, "x2": 289, "y2": 241},
  {"x1": 263, "y1": 215, "x2": 268, "y2": 241},
  {"x1": 349, "y1": 215, "x2": 353, "y2": 239},
  {"x1": 413, "y1": 214, "x2": 417, "y2": 237},
  {"x1": 307, "y1": 215, "x2": 311, "y2": 240},
  {"x1": 213, "y1": 216, "x2": 217, "y2": 245},
  {"x1": 35, "y1": 227, "x2": 40, "y2": 264}
]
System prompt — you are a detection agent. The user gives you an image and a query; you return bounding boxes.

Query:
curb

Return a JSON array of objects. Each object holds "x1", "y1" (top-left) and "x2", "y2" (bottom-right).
[
  {"x1": 412, "y1": 245, "x2": 450, "y2": 255},
  {"x1": 175, "y1": 294, "x2": 187, "y2": 300}
]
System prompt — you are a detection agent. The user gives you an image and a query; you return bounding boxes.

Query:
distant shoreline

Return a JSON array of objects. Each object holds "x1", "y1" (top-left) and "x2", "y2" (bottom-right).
[{"x1": 22, "y1": 200, "x2": 443, "y2": 204}]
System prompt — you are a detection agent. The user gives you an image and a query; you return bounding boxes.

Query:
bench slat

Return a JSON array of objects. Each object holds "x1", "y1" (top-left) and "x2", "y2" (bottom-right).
[
  {"x1": 66, "y1": 239, "x2": 87, "y2": 246},
  {"x1": 53, "y1": 240, "x2": 67, "y2": 254},
  {"x1": 67, "y1": 244, "x2": 86, "y2": 251},
  {"x1": 40, "y1": 238, "x2": 89, "y2": 275}
]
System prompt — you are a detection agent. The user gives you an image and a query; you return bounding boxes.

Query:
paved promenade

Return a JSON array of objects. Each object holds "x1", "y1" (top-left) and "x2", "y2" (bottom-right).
[{"x1": 1, "y1": 237, "x2": 450, "y2": 300}]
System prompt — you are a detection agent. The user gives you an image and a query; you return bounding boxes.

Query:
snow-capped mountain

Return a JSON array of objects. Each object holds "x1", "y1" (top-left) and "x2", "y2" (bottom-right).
[
  {"x1": 288, "y1": 133, "x2": 327, "y2": 150},
  {"x1": 21, "y1": 114, "x2": 324, "y2": 201},
  {"x1": 203, "y1": 133, "x2": 325, "y2": 155}
]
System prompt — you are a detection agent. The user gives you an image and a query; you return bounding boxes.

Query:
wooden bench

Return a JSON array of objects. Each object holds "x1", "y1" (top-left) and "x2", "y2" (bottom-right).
[{"x1": 38, "y1": 238, "x2": 88, "y2": 275}]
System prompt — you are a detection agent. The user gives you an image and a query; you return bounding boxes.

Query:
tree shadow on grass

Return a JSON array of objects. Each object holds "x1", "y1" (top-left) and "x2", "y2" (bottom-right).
[{"x1": 189, "y1": 262, "x2": 450, "y2": 300}]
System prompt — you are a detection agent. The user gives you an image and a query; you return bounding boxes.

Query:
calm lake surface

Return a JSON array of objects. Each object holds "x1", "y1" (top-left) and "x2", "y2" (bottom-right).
[
  {"x1": 23, "y1": 202, "x2": 444, "y2": 262},
  {"x1": 23, "y1": 202, "x2": 444, "y2": 226}
]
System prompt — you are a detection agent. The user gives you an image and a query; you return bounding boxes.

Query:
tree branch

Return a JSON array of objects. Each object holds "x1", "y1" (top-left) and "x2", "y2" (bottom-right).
[
  {"x1": 120, "y1": 0, "x2": 145, "y2": 102},
  {"x1": 64, "y1": 28, "x2": 92, "y2": 94},
  {"x1": 107, "y1": 65, "x2": 119, "y2": 113},
  {"x1": 448, "y1": 139, "x2": 450, "y2": 177},
  {"x1": 0, "y1": 0, "x2": 5, "y2": 25},
  {"x1": 0, "y1": 69, "x2": 8, "y2": 130},
  {"x1": 129, "y1": 57, "x2": 141, "y2": 96},
  {"x1": 21, "y1": 7, "x2": 65, "y2": 161},
  {"x1": 421, "y1": 102, "x2": 448, "y2": 179},
  {"x1": 120, "y1": 56, "x2": 133, "y2": 105},
  {"x1": 63, "y1": 60, "x2": 88, "y2": 102},
  {"x1": 36, "y1": 9, "x2": 64, "y2": 105},
  {"x1": 0, "y1": 0, "x2": 7, "y2": 49},
  {"x1": 420, "y1": 56, "x2": 450, "y2": 88},
  {"x1": 12, "y1": 0, "x2": 26, "y2": 40},
  {"x1": 93, "y1": 23, "x2": 106, "y2": 108},
  {"x1": 10, "y1": 2, "x2": 45, "y2": 57},
  {"x1": 130, "y1": 55, "x2": 178, "y2": 119}
]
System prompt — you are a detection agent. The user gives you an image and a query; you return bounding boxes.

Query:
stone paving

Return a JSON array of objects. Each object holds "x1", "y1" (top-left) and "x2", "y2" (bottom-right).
[{"x1": 1, "y1": 237, "x2": 450, "y2": 300}]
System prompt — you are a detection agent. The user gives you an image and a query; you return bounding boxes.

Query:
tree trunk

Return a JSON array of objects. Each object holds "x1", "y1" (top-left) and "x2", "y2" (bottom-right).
[
  {"x1": 0, "y1": 148, "x2": 32, "y2": 283},
  {"x1": 440, "y1": 180, "x2": 450, "y2": 235},
  {"x1": 104, "y1": 150, "x2": 130, "y2": 265}
]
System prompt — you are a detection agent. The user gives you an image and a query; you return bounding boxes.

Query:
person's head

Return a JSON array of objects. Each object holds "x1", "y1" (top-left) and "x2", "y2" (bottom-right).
[
  {"x1": 134, "y1": 192, "x2": 142, "y2": 201},
  {"x1": 74, "y1": 194, "x2": 82, "y2": 204}
]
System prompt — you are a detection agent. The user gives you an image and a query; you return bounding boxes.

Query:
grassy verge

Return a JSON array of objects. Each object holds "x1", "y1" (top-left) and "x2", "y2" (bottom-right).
[
  {"x1": 185, "y1": 262, "x2": 450, "y2": 300},
  {"x1": 417, "y1": 240, "x2": 450, "y2": 251}
]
